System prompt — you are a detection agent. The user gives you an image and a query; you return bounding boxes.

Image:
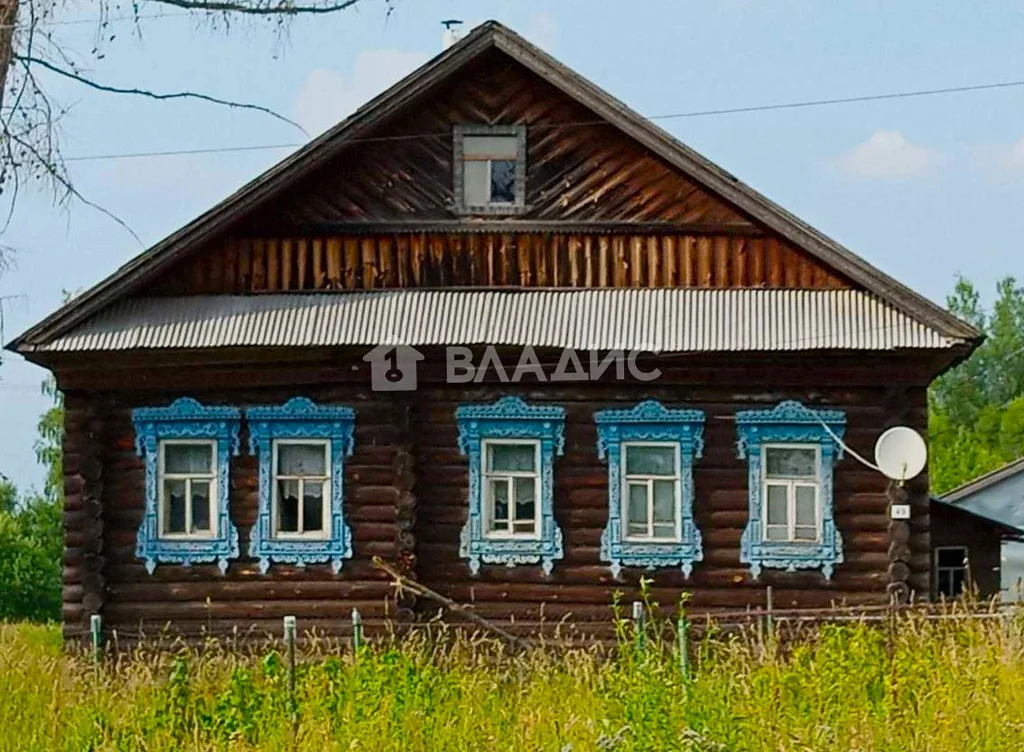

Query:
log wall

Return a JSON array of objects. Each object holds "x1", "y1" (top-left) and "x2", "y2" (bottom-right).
[
  {"x1": 145, "y1": 233, "x2": 849, "y2": 296},
  {"x1": 57, "y1": 350, "x2": 931, "y2": 643}
]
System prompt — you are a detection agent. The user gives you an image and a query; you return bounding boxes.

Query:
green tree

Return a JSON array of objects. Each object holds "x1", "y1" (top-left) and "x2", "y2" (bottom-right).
[
  {"x1": 0, "y1": 376, "x2": 63, "y2": 621},
  {"x1": 929, "y1": 276, "x2": 1024, "y2": 493}
]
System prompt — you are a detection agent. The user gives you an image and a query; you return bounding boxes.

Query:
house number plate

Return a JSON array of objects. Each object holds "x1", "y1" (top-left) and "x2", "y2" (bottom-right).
[{"x1": 890, "y1": 504, "x2": 911, "y2": 520}]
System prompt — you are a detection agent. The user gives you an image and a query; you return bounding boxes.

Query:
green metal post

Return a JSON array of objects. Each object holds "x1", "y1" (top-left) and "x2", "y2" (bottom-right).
[
  {"x1": 632, "y1": 601, "x2": 645, "y2": 655},
  {"x1": 90, "y1": 614, "x2": 102, "y2": 667},
  {"x1": 352, "y1": 607, "x2": 363, "y2": 652}
]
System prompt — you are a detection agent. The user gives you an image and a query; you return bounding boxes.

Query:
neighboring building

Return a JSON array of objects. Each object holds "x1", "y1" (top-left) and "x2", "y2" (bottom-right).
[
  {"x1": 8, "y1": 21, "x2": 982, "y2": 643},
  {"x1": 939, "y1": 459, "x2": 1024, "y2": 599},
  {"x1": 929, "y1": 496, "x2": 1024, "y2": 599}
]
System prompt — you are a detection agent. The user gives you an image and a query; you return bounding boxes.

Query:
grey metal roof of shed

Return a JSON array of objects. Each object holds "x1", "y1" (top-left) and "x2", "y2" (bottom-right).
[
  {"x1": 941, "y1": 457, "x2": 1024, "y2": 503},
  {"x1": 32, "y1": 289, "x2": 965, "y2": 354}
]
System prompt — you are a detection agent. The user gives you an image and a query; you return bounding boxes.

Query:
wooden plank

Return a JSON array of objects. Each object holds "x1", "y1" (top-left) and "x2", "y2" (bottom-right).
[
  {"x1": 412, "y1": 233, "x2": 427, "y2": 286},
  {"x1": 713, "y1": 236, "x2": 729, "y2": 286},
  {"x1": 344, "y1": 237, "x2": 360, "y2": 288},
  {"x1": 732, "y1": 237, "x2": 747, "y2": 287},
  {"x1": 682, "y1": 236, "x2": 697, "y2": 286},
  {"x1": 430, "y1": 234, "x2": 447, "y2": 286},
  {"x1": 535, "y1": 234, "x2": 548, "y2": 286},
  {"x1": 326, "y1": 237, "x2": 343, "y2": 288},
  {"x1": 647, "y1": 235, "x2": 660, "y2": 287},
  {"x1": 799, "y1": 251, "x2": 815, "y2": 288},
  {"x1": 238, "y1": 239, "x2": 252, "y2": 291},
  {"x1": 222, "y1": 239, "x2": 238, "y2": 294},
  {"x1": 518, "y1": 234, "x2": 532, "y2": 285},
  {"x1": 466, "y1": 233, "x2": 481, "y2": 286},
  {"x1": 266, "y1": 239, "x2": 280, "y2": 291},
  {"x1": 598, "y1": 236, "x2": 610, "y2": 287},
  {"x1": 568, "y1": 236, "x2": 582, "y2": 287},
  {"x1": 783, "y1": 245, "x2": 799, "y2": 288},
  {"x1": 361, "y1": 237, "x2": 377, "y2": 289},
  {"x1": 500, "y1": 234, "x2": 514, "y2": 286},
  {"x1": 396, "y1": 234, "x2": 410, "y2": 287},
  {"x1": 296, "y1": 238, "x2": 308, "y2": 289},
  {"x1": 749, "y1": 236, "x2": 765, "y2": 286},
  {"x1": 663, "y1": 235, "x2": 676, "y2": 286},
  {"x1": 613, "y1": 236, "x2": 627, "y2": 286},
  {"x1": 485, "y1": 234, "x2": 496, "y2": 285},
  {"x1": 251, "y1": 239, "x2": 266, "y2": 291},
  {"x1": 281, "y1": 238, "x2": 293, "y2": 290},
  {"x1": 312, "y1": 238, "x2": 325, "y2": 289},
  {"x1": 583, "y1": 236, "x2": 594, "y2": 287},
  {"x1": 448, "y1": 234, "x2": 465, "y2": 286},
  {"x1": 767, "y1": 237, "x2": 783, "y2": 287},
  {"x1": 696, "y1": 236, "x2": 713, "y2": 287},
  {"x1": 630, "y1": 236, "x2": 644, "y2": 287},
  {"x1": 378, "y1": 236, "x2": 394, "y2": 287}
]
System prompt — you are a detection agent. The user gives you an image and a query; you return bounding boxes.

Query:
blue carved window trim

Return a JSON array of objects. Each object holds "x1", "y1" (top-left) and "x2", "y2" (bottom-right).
[
  {"x1": 455, "y1": 396, "x2": 565, "y2": 575},
  {"x1": 245, "y1": 398, "x2": 355, "y2": 574},
  {"x1": 132, "y1": 398, "x2": 241, "y2": 574},
  {"x1": 594, "y1": 400, "x2": 705, "y2": 578},
  {"x1": 736, "y1": 400, "x2": 846, "y2": 579}
]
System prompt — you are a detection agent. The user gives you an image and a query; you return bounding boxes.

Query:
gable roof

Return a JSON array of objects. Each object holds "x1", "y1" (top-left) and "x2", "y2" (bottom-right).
[
  {"x1": 941, "y1": 457, "x2": 1024, "y2": 503},
  {"x1": 8, "y1": 20, "x2": 980, "y2": 354}
]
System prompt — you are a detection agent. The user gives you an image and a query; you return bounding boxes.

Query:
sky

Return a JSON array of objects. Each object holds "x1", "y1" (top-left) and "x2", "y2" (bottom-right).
[{"x1": 2, "y1": 0, "x2": 1024, "y2": 494}]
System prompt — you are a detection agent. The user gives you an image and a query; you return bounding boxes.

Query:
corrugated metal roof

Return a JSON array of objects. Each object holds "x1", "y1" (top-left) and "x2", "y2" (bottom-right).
[{"x1": 36, "y1": 289, "x2": 964, "y2": 353}]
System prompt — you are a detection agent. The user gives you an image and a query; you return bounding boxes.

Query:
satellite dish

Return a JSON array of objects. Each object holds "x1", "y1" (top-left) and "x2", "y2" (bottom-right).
[{"x1": 874, "y1": 427, "x2": 927, "y2": 482}]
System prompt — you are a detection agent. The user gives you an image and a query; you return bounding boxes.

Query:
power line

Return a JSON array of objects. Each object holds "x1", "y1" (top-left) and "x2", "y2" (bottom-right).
[{"x1": 61, "y1": 76, "x2": 1024, "y2": 163}]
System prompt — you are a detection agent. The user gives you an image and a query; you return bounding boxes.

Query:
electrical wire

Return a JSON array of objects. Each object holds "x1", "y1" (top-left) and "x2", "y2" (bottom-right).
[{"x1": 58, "y1": 76, "x2": 1024, "y2": 163}]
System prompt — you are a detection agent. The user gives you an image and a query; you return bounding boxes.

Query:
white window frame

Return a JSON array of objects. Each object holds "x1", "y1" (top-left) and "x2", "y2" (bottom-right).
[
  {"x1": 481, "y1": 438, "x2": 542, "y2": 540},
  {"x1": 934, "y1": 546, "x2": 968, "y2": 598},
  {"x1": 157, "y1": 439, "x2": 217, "y2": 540},
  {"x1": 621, "y1": 441, "x2": 682, "y2": 543},
  {"x1": 271, "y1": 438, "x2": 331, "y2": 541},
  {"x1": 761, "y1": 443, "x2": 822, "y2": 544}
]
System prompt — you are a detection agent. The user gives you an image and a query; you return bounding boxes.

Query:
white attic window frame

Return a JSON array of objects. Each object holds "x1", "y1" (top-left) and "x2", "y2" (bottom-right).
[{"x1": 452, "y1": 124, "x2": 527, "y2": 215}]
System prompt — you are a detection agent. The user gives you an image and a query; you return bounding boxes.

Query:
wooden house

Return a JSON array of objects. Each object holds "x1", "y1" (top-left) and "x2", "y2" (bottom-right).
[
  {"x1": 933, "y1": 460, "x2": 1024, "y2": 599},
  {"x1": 8, "y1": 21, "x2": 982, "y2": 643}
]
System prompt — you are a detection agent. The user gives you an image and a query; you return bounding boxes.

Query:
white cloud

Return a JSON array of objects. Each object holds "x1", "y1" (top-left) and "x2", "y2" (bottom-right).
[
  {"x1": 292, "y1": 49, "x2": 430, "y2": 137},
  {"x1": 834, "y1": 129, "x2": 939, "y2": 179},
  {"x1": 971, "y1": 134, "x2": 1024, "y2": 178}
]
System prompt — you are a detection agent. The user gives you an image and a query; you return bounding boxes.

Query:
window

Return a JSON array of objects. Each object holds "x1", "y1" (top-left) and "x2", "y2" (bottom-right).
[
  {"x1": 595, "y1": 401, "x2": 705, "y2": 578},
  {"x1": 623, "y1": 443, "x2": 680, "y2": 541},
  {"x1": 483, "y1": 440, "x2": 540, "y2": 538},
  {"x1": 246, "y1": 398, "x2": 356, "y2": 574},
  {"x1": 273, "y1": 441, "x2": 330, "y2": 539},
  {"x1": 132, "y1": 398, "x2": 242, "y2": 574},
  {"x1": 762, "y1": 446, "x2": 820, "y2": 543},
  {"x1": 456, "y1": 397, "x2": 565, "y2": 575},
  {"x1": 453, "y1": 124, "x2": 526, "y2": 213},
  {"x1": 736, "y1": 401, "x2": 845, "y2": 579},
  {"x1": 160, "y1": 441, "x2": 216, "y2": 538},
  {"x1": 935, "y1": 547, "x2": 968, "y2": 598}
]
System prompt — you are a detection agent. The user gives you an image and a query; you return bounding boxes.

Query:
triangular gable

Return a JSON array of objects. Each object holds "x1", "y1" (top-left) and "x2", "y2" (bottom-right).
[{"x1": 9, "y1": 20, "x2": 979, "y2": 352}]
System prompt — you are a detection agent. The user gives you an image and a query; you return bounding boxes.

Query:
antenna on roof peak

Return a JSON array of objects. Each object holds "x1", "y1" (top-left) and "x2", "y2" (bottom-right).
[{"x1": 441, "y1": 19, "x2": 463, "y2": 50}]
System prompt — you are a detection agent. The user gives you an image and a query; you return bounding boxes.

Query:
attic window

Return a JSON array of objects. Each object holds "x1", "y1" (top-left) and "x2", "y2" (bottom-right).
[{"x1": 453, "y1": 124, "x2": 526, "y2": 214}]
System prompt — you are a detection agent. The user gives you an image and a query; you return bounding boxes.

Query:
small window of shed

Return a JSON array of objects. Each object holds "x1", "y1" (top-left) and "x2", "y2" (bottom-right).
[{"x1": 453, "y1": 125, "x2": 526, "y2": 214}]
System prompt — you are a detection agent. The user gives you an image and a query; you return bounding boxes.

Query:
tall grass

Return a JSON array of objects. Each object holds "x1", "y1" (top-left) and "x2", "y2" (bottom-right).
[{"x1": 3, "y1": 608, "x2": 1024, "y2": 751}]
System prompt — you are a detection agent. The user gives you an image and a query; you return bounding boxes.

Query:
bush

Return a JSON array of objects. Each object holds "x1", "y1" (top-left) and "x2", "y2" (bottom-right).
[{"x1": 0, "y1": 494, "x2": 62, "y2": 622}]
